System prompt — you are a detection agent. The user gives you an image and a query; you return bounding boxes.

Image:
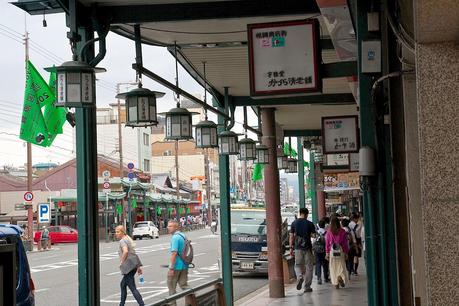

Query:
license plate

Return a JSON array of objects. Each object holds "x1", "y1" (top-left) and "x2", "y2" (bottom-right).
[{"x1": 240, "y1": 262, "x2": 254, "y2": 269}]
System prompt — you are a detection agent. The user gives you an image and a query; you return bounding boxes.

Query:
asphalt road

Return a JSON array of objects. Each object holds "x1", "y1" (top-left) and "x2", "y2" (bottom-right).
[{"x1": 27, "y1": 228, "x2": 268, "y2": 305}]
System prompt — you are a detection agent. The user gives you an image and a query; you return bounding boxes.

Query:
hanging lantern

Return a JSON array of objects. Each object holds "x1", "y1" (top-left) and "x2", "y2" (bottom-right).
[
  {"x1": 277, "y1": 155, "x2": 288, "y2": 170},
  {"x1": 255, "y1": 145, "x2": 269, "y2": 164},
  {"x1": 238, "y1": 138, "x2": 257, "y2": 160},
  {"x1": 195, "y1": 120, "x2": 218, "y2": 148},
  {"x1": 162, "y1": 107, "x2": 197, "y2": 140},
  {"x1": 286, "y1": 158, "x2": 298, "y2": 173},
  {"x1": 218, "y1": 130, "x2": 239, "y2": 155},
  {"x1": 46, "y1": 60, "x2": 106, "y2": 108},
  {"x1": 116, "y1": 87, "x2": 164, "y2": 127}
]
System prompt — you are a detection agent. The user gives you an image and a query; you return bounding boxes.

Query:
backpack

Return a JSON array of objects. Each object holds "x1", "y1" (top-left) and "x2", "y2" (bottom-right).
[
  {"x1": 312, "y1": 233, "x2": 325, "y2": 254},
  {"x1": 177, "y1": 233, "x2": 194, "y2": 266}
]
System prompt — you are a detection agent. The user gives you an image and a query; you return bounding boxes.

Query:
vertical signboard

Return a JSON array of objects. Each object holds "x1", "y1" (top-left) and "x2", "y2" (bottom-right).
[
  {"x1": 248, "y1": 19, "x2": 321, "y2": 96},
  {"x1": 322, "y1": 115, "x2": 359, "y2": 154}
]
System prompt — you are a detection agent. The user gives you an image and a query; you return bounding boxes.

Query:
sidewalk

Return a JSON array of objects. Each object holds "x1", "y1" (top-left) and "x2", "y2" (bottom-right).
[{"x1": 237, "y1": 267, "x2": 368, "y2": 306}]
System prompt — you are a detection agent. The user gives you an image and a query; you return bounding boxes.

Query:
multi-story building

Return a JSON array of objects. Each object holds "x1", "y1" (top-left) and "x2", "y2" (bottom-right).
[{"x1": 96, "y1": 104, "x2": 152, "y2": 173}]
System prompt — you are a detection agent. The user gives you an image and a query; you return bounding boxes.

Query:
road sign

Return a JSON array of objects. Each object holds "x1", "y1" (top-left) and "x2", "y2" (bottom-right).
[
  {"x1": 15, "y1": 203, "x2": 26, "y2": 211},
  {"x1": 38, "y1": 203, "x2": 50, "y2": 223},
  {"x1": 102, "y1": 170, "x2": 111, "y2": 178},
  {"x1": 24, "y1": 191, "x2": 34, "y2": 202},
  {"x1": 128, "y1": 172, "x2": 135, "y2": 179},
  {"x1": 103, "y1": 182, "x2": 110, "y2": 189},
  {"x1": 127, "y1": 162, "x2": 135, "y2": 170}
]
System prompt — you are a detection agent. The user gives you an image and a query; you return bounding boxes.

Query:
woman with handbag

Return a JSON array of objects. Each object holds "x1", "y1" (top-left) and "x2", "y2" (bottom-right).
[
  {"x1": 115, "y1": 225, "x2": 145, "y2": 306},
  {"x1": 325, "y1": 216, "x2": 349, "y2": 289}
]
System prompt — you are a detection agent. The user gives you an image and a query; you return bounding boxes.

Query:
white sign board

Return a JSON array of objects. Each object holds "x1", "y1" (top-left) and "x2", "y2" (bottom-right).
[
  {"x1": 349, "y1": 153, "x2": 359, "y2": 172},
  {"x1": 248, "y1": 19, "x2": 320, "y2": 96},
  {"x1": 322, "y1": 116, "x2": 359, "y2": 154},
  {"x1": 326, "y1": 154, "x2": 349, "y2": 166},
  {"x1": 38, "y1": 203, "x2": 50, "y2": 223}
]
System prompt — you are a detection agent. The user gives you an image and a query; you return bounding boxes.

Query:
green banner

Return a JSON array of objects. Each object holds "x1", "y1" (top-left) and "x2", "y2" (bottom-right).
[
  {"x1": 156, "y1": 207, "x2": 162, "y2": 216},
  {"x1": 186, "y1": 207, "x2": 190, "y2": 214},
  {"x1": 252, "y1": 163, "x2": 264, "y2": 182},
  {"x1": 283, "y1": 142, "x2": 297, "y2": 157},
  {"x1": 116, "y1": 203, "x2": 122, "y2": 215},
  {"x1": 19, "y1": 61, "x2": 54, "y2": 146},
  {"x1": 43, "y1": 71, "x2": 67, "y2": 144},
  {"x1": 131, "y1": 198, "x2": 137, "y2": 208}
]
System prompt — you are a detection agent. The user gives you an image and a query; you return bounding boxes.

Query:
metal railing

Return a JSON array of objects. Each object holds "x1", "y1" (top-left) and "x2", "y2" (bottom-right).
[{"x1": 147, "y1": 277, "x2": 223, "y2": 306}]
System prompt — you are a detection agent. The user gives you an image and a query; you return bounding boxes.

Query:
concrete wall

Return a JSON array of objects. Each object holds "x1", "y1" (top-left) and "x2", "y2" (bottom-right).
[
  {"x1": 0, "y1": 190, "x2": 60, "y2": 215},
  {"x1": 151, "y1": 155, "x2": 205, "y2": 181},
  {"x1": 415, "y1": 42, "x2": 459, "y2": 306},
  {"x1": 97, "y1": 124, "x2": 152, "y2": 173}
]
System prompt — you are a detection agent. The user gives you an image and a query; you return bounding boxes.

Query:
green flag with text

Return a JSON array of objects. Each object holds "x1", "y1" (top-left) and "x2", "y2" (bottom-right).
[
  {"x1": 43, "y1": 71, "x2": 67, "y2": 144},
  {"x1": 19, "y1": 60, "x2": 53, "y2": 146}
]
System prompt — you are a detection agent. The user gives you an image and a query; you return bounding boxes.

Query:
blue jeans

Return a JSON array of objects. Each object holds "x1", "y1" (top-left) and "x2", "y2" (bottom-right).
[
  {"x1": 120, "y1": 268, "x2": 144, "y2": 306},
  {"x1": 315, "y1": 252, "x2": 329, "y2": 280}
]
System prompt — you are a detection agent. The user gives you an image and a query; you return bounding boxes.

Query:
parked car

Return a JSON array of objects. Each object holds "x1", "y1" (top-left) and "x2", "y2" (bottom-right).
[
  {"x1": 0, "y1": 224, "x2": 35, "y2": 305},
  {"x1": 33, "y1": 226, "x2": 78, "y2": 244},
  {"x1": 132, "y1": 221, "x2": 159, "y2": 240}
]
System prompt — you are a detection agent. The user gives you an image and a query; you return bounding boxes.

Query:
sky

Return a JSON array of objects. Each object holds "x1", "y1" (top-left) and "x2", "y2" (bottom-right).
[{"x1": 0, "y1": 1, "x2": 292, "y2": 168}]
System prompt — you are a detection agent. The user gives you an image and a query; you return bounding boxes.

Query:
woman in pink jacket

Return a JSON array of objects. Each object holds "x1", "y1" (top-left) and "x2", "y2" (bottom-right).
[{"x1": 325, "y1": 215, "x2": 349, "y2": 289}]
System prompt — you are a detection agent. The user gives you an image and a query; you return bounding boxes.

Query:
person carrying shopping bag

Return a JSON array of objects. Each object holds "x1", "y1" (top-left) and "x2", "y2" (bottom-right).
[
  {"x1": 116, "y1": 225, "x2": 145, "y2": 306},
  {"x1": 325, "y1": 215, "x2": 349, "y2": 289}
]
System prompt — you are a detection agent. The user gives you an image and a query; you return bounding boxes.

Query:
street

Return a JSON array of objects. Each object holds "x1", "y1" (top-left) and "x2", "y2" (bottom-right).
[{"x1": 28, "y1": 228, "x2": 268, "y2": 305}]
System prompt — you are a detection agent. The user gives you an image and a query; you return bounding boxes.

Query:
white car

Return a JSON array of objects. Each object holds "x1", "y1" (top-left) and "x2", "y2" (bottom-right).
[{"x1": 132, "y1": 221, "x2": 159, "y2": 240}]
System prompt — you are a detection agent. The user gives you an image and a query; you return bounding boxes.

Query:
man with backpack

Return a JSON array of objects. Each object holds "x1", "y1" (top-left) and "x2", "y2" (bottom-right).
[
  {"x1": 166, "y1": 220, "x2": 193, "y2": 305},
  {"x1": 289, "y1": 208, "x2": 316, "y2": 292},
  {"x1": 313, "y1": 219, "x2": 330, "y2": 284}
]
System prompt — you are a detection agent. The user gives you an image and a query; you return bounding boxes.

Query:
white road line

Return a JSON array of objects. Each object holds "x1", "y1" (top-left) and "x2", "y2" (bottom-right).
[
  {"x1": 106, "y1": 271, "x2": 120, "y2": 276},
  {"x1": 187, "y1": 277, "x2": 205, "y2": 283},
  {"x1": 34, "y1": 288, "x2": 50, "y2": 293},
  {"x1": 194, "y1": 253, "x2": 206, "y2": 257}
]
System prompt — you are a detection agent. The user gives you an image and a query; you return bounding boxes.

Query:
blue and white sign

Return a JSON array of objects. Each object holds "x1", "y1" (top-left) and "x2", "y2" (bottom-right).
[
  {"x1": 127, "y1": 162, "x2": 135, "y2": 170},
  {"x1": 38, "y1": 203, "x2": 50, "y2": 223}
]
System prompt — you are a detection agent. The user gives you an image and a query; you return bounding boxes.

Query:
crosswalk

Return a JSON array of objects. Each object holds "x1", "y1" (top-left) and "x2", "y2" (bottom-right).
[
  {"x1": 30, "y1": 243, "x2": 181, "y2": 273},
  {"x1": 100, "y1": 263, "x2": 220, "y2": 304}
]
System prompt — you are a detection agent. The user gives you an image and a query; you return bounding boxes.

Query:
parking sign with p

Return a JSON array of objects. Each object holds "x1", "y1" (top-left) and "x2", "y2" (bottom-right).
[{"x1": 38, "y1": 203, "x2": 50, "y2": 223}]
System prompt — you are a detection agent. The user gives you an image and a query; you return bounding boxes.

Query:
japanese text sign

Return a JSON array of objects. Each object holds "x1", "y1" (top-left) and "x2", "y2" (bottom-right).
[
  {"x1": 248, "y1": 19, "x2": 321, "y2": 96},
  {"x1": 322, "y1": 115, "x2": 359, "y2": 154}
]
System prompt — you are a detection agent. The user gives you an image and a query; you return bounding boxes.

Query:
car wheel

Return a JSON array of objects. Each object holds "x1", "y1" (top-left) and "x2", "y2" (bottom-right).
[{"x1": 133, "y1": 237, "x2": 137, "y2": 240}]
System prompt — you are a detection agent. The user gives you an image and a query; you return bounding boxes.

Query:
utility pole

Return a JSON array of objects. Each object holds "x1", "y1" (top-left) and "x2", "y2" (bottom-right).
[
  {"x1": 24, "y1": 26, "x2": 34, "y2": 247},
  {"x1": 175, "y1": 140, "x2": 180, "y2": 198},
  {"x1": 117, "y1": 84, "x2": 125, "y2": 224},
  {"x1": 116, "y1": 82, "x2": 137, "y2": 225},
  {"x1": 204, "y1": 149, "x2": 212, "y2": 225}
]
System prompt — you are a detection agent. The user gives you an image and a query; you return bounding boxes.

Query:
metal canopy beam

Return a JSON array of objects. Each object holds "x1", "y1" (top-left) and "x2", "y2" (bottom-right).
[
  {"x1": 322, "y1": 61, "x2": 357, "y2": 78},
  {"x1": 98, "y1": 1, "x2": 319, "y2": 24},
  {"x1": 284, "y1": 130, "x2": 321, "y2": 137},
  {"x1": 232, "y1": 93, "x2": 355, "y2": 107}
]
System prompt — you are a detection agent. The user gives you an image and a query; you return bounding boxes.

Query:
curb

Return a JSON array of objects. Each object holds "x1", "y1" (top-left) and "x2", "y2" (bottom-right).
[{"x1": 235, "y1": 283, "x2": 270, "y2": 306}]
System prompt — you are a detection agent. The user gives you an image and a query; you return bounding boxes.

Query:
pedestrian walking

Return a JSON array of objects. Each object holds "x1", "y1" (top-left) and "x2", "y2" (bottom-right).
[
  {"x1": 349, "y1": 212, "x2": 363, "y2": 275},
  {"x1": 39, "y1": 226, "x2": 49, "y2": 251},
  {"x1": 289, "y1": 208, "x2": 316, "y2": 292},
  {"x1": 115, "y1": 225, "x2": 145, "y2": 306},
  {"x1": 325, "y1": 215, "x2": 349, "y2": 289},
  {"x1": 341, "y1": 218, "x2": 356, "y2": 278},
  {"x1": 313, "y1": 218, "x2": 330, "y2": 284},
  {"x1": 167, "y1": 220, "x2": 190, "y2": 306}
]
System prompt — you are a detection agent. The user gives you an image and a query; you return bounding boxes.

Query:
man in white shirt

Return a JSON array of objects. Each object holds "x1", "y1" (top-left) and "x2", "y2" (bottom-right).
[{"x1": 349, "y1": 213, "x2": 362, "y2": 275}]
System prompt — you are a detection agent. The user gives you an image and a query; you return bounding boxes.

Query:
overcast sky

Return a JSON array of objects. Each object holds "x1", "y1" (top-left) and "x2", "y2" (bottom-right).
[{"x1": 0, "y1": 1, "x2": 293, "y2": 168}]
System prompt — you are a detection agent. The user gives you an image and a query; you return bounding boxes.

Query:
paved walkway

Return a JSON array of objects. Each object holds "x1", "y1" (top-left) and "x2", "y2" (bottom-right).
[{"x1": 237, "y1": 266, "x2": 368, "y2": 306}]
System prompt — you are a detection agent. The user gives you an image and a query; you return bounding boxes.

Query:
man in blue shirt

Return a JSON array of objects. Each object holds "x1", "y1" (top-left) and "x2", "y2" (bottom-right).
[{"x1": 167, "y1": 220, "x2": 189, "y2": 305}]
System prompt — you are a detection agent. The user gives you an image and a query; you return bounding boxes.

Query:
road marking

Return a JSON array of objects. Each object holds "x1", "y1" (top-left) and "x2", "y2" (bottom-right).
[
  {"x1": 194, "y1": 253, "x2": 206, "y2": 257},
  {"x1": 34, "y1": 288, "x2": 50, "y2": 293},
  {"x1": 100, "y1": 286, "x2": 169, "y2": 303},
  {"x1": 188, "y1": 277, "x2": 205, "y2": 283},
  {"x1": 197, "y1": 234, "x2": 219, "y2": 239},
  {"x1": 106, "y1": 271, "x2": 120, "y2": 276},
  {"x1": 30, "y1": 243, "x2": 187, "y2": 273}
]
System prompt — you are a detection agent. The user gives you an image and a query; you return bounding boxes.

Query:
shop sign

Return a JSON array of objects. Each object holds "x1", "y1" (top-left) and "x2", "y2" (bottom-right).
[
  {"x1": 326, "y1": 154, "x2": 349, "y2": 166},
  {"x1": 322, "y1": 115, "x2": 359, "y2": 154},
  {"x1": 248, "y1": 19, "x2": 321, "y2": 96},
  {"x1": 349, "y1": 153, "x2": 359, "y2": 172}
]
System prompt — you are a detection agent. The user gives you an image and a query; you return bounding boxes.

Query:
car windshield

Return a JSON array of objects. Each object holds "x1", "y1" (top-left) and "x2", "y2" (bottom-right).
[
  {"x1": 231, "y1": 210, "x2": 267, "y2": 235},
  {"x1": 134, "y1": 223, "x2": 148, "y2": 228}
]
